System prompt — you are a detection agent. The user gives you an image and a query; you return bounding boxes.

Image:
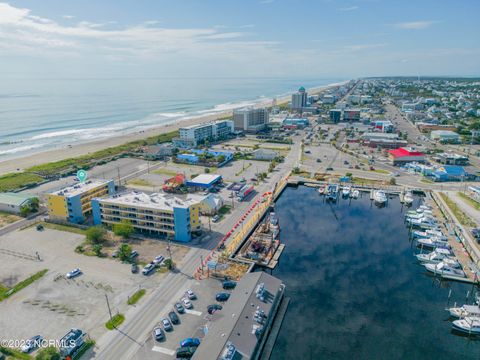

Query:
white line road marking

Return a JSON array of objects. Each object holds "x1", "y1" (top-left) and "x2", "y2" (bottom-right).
[
  {"x1": 185, "y1": 309, "x2": 202, "y2": 316},
  {"x1": 151, "y1": 346, "x2": 175, "y2": 356}
]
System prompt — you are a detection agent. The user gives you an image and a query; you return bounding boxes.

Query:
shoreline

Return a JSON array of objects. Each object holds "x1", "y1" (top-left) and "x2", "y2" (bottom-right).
[{"x1": 0, "y1": 81, "x2": 348, "y2": 175}]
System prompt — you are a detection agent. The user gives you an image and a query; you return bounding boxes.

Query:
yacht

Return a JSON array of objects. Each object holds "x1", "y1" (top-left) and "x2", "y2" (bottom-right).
[
  {"x1": 408, "y1": 217, "x2": 439, "y2": 229},
  {"x1": 373, "y1": 190, "x2": 387, "y2": 204},
  {"x1": 342, "y1": 186, "x2": 351, "y2": 198},
  {"x1": 416, "y1": 237, "x2": 450, "y2": 250},
  {"x1": 452, "y1": 316, "x2": 480, "y2": 334},
  {"x1": 412, "y1": 229, "x2": 447, "y2": 241},
  {"x1": 416, "y1": 248, "x2": 453, "y2": 264},
  {"x1": 350, "y1": 189, "x2": 360, "y2": 199},
  {"x1": 326, "y1": 184, "x2": 339, "y2": 202},
  {"x1": 403, "y1": 191, "x2": 414, "y2": 206},
  {"x1": 424, "y1": 261, "x2": 466, "y2": 279},
  {"x1": 448, "y1": 304, "x2": 480, "y2": 319},
  {"x1": 269, "y1": 212, "x2": 280, "y2": 239}
]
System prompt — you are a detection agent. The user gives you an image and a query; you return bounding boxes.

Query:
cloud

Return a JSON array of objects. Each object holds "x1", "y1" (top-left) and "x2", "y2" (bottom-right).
[
  {"x1": 259, "y1": 0, "x2": 275, "y2": 4},
  {"x1": 343, "y1": 43, "x2": 388, "y2": 52},
  {"x1": 338, "y1": 6, "x2": 359, "y2": 11},
  {"x1": 394, "y1": 21, "x2": 438, "y2": 30},
  {"x1": 62, "y1": 15, "x2": 74, "y2": 19}
]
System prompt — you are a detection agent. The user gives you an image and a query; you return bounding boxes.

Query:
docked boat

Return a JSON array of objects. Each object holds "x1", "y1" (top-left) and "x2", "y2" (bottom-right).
[
  {"x1": 416, "y1": 237, "x2": 450, "y2": 250},
  {"x1": 373, "y1": 190, "x2": 387, "y2": 204},
  {"x1": 342, "y1": 186, "x2": 351, "y2": 198},
  {"x1": 416, "y1": 248, "x2": 453, "y2": 264},
  {"x1": 452, "y1": 316, "x2": 480, "y2": 334},
  {"x1": 412, "y1": 229, "x2": 447, "y2": 241},
  {"x1": 318, "y1": 185, "x2": 326, "y2": 195},
  {"x1": 448, "y1": 304, "x2": 480, "y2": 319},
  {"x1": 350, "y1": 189, "x2": 360, "y2": 199},
  {"x1": 407, "y1": 217, "x2": 439, "y2": 229},
  {"x1": 403, "y1": 191, "x2": 414, "y2": 206},
  {"x1": 269, "y1": 212, "x2": 280, "y2": 239},
  {"x1": 326, "y1": 184, "x2": 339, "y2": 202},
  {"x1": 424, "y1": 261, "x2": 466, "y2": 279}
]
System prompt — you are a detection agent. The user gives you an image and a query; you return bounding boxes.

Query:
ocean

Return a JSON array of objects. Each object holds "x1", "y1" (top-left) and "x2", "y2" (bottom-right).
[
  {"x1": 0, "y1": 77, "x2": 344, "y2": 160},
  {"x1": 270, "y1": 186, "x2": 479, "y2": 360}
]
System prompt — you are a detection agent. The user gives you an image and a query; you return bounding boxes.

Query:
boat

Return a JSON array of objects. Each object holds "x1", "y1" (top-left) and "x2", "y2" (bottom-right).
[
  {"x1": 342, "y1": 186, "x2": 350, "y2": 198},
  {"x1": 326, "y1": 184, "x2": 339, "y2": 202},
  {"x1": 416, "y1": 248, "x2": 453, "y2": 264},
  {"x1": 448, "y1": 304, "x2": 480, "y2": 319},
  {"x1": 318, "y1": 185, "x2": 327, "y2": 195},
  {"x1": 403, "y1": 191, "x2": 414, "y2": 206},
  {"x1": 424, "y1": 261, "x2": 466, "y2": 279},
  {"x1": 416, "y1": 236, "x2": 450, "y2": 250},
  {"x1": 412, "y1": 229, "x2": 447, "y2": 241},
  {"x1": 452, "y1": 316, "x2": 480, "y2": 334},
  {"x1": 269, "y1": 212, "x2": 280, "y2": 239},
  {"x1": 373, "y1": 190, "x2": 387, "y2": 204},
  {"x1": 350, "y1": 189, "x2": 360, "y2": 199},
  {"x1": 407, "y1": 217, "x2": 439, "y2": 229}
]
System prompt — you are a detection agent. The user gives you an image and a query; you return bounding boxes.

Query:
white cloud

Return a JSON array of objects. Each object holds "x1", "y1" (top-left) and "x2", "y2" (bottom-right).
[
  {"x1": 338, "y1": 6, "x2": 359, "y2": 11},
  {"x1": 62, "y1": 15, "x2": 74, "y2": 19},
  {"x1": 259, "y1": 0, "x2": 275, "y2": 4},
  {"x1": 394, "y1": 21, "x2": 438, "y2": 30}
]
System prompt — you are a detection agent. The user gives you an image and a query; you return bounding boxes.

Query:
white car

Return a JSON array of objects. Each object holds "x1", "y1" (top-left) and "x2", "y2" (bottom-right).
[
  {"x1": 182, "y1": 297, "x2": 193, "y2": 309},
  {"x1": 153, "y1": 255, "x2": 164, "y2": 265},
  {"x1": 186, "y1": 289, "x2": 196, "y2": 300},
  {"x1": 21, "y1": 335, "x2": 43, "y2": 353},
  {"x1": 66, "y1": 268, "x2": 82, "y2": 279}
]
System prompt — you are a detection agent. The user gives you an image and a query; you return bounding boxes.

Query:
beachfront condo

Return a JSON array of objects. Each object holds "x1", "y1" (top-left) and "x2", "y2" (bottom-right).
[
  {"x1": 233, "y1": 107, "x2": 269, "y2": 133},
  {"x1": 174, "y1": 120, "x2": 234, "y2": 147}
]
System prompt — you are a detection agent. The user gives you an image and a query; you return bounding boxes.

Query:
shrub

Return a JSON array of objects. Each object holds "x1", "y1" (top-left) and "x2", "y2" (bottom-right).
[
  {"x1": 86, "y1": 226, "x2": 106, "y2": 244},
  {"x1": 118, "y1": 244, "x2": 132, "y2": 261},
  {"x1": 92, "y1": 244, "x2": 103, "y2": 257},
  {"x1": 164, "y1": 258, "x2": 174, "y2": 270},
  {"x1": 113, "y1": 221, "x2": 134, "y2": 239},
  {"x1": 35, "y1": 346, "x2": 60, "y2": 360}
]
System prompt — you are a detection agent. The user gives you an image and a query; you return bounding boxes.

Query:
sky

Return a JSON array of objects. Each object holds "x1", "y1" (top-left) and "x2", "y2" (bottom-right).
[{"x1": 0, "y1": 0, "x2": 479, "y2": 79}]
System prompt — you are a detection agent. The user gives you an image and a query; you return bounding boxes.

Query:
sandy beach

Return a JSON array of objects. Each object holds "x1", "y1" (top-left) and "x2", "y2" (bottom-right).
[{"x1": 0, "y1": 81, "x2": 347, "y2": 175}]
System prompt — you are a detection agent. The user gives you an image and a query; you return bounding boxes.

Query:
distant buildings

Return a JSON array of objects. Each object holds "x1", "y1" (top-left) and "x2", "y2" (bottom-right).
[
  {"x1": 176, "y1": 149, "x2": 233, "y2": 167},
  {"x1": 252, "y1": 148, "x2": 279, "y2": 161},
  {"x1": 186, "y1": 174, "x2": 223, "y2": 189},
  {"x1": 291, "y1": 86, "x2": 308, "y2": 110},
  {"x1": 343, "y1": 109, "x2": 361, "y2": 122},
  {"x1": 361, "y1": 133, "x2": 407, "y2": 149},
  {"x1": 321, "y1": 94, "x2": 336, "y2": 104},
  {"x1": 282, "y1": 117, "x2": 309, "y2": 129},
  {"x1": 48, "y1": 180, "x2": 115, "y2": 224},
  {"x1": 388, "y1": 147, "x2": 426, "y2": 165},
  {"x1": 373, "y1": 120, "x2": 394, "y2": 133},
  {"x1": 233, "y1": 108, "x2": 269, "y2": 133},
  {"x1": 0, "y1": 192, "x2": 37, "y2": 215},
  {"x1": 428, "y1": 165, "x2": 470, "y2": 182},
  {"x1": 433, "y1": 152, "x2": 469, "y2": 165},
  {"x1": 92, "y1": 192, "x2": 202, "y2": 242},
  {"x1": 174, "y1": 120, "x2": 234, "y2": 147},
  {"x1": 430, "y1": 130, "x2": 460, "y2": 143},
  {"x1": 329, "y1": 109, "x2": 342, "y2": 123}
]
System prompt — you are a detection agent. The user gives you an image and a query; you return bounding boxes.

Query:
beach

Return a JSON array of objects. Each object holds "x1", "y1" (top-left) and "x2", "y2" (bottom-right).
[{"x1": 0, "y1": 82, "x2": 346, "y2": 175}]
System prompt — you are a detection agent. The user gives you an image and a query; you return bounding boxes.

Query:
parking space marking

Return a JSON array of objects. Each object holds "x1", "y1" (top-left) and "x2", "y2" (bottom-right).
[
  {"x1": 151, "y1": 346, "x2": 175, "y2": 356},
  {"x1": 185, "y1": 309, "x2": 202, "y2": 316}
]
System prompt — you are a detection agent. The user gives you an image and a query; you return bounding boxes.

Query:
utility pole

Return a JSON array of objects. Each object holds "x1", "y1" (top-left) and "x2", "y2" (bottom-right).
[
  {"x1": 105, "y1": 293, "x2": 113, "y2": 324},
  {"x1": 117, "y1": 167, "x2": 121, "y2": 186},
  {"x1": 208, "y1": 216, "x2": 211, "y2": 232}
]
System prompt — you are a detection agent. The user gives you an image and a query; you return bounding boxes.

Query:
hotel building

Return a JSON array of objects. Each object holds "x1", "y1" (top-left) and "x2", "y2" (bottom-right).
[
  {"x1": 174, "y1": 120, "x2": 234, "y2": 147},
  {"x1": 233, "y1": 108, "x2": 269, "y2": 133}
]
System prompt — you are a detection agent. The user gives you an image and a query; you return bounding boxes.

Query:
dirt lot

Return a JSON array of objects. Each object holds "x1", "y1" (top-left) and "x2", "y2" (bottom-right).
[
  {"x1": 0, "y1": 226, "x2": 189, "y2": 344},
  {"x1": 0, "y1": 211, "x2": 21, "y2": 228}
]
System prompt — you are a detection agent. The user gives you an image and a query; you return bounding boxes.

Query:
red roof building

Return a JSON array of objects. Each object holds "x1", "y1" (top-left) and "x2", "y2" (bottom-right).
[{"x1": 388, "y1": 147, "x2": 426, "y2": 165}]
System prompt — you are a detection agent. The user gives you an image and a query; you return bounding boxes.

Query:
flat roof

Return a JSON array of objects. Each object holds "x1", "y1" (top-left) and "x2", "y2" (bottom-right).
[
  {"x1": 188, "y1": 174, "x2": 222, "y2": 185},
  {"x1": 0, "y1": 192, "x2": 35, "y2": 206},
  {"x1": 192, "y1": 272, "x2": 284, "y2": 360},
  {"x1": 51, "y1": 179, "x2": 112, "y2": 198},
  {"x1": 97, "y1": 191, "x2": 201, "y2": 211}
]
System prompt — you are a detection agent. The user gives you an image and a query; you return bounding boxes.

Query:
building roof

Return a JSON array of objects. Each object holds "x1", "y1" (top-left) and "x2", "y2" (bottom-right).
[
  {"x1": 188, "y1": 174, "x2": 222, "y2": 186},
  {"x1": 434, "y1": 165, "x2": 467, "y2": 176},
  {"x1": 192, "y1": 272, "x2": 284, "y2": 360},
  {"x1": 431, "y1": 130, "x2": 459, "y2": 136},
  {"x1": 51, "y1": 180, "x2": 112, "y2": 197},
  {"x1": 0, "y1": 192, "x2": 35, "y2": 206},
  {"x1": 96, "y1": 191, "x2": 200, "y2": 211},
  {"x1": 388, "y1": 147, "x2": 425, "y2": 158}
]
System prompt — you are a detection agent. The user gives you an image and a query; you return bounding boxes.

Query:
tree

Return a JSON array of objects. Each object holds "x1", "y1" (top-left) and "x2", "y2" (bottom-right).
[
  {"x1": 164, "y1": 258, "x2": 175, "y2": 270},
  {"x1": 389, "y1": 177, "x2": 396, "y2": 185},
  {"x1": 30, "y1": 197, "x2": 40, "y2": 212},
  {"x1": 86, "y1": 226, "x2": 106, "y2": 244},
  {"x1": 113, "y1": 221, "x2": 134, "y2": 239},
  {"x1": 20, "y1": 204, "x2": 30, "y2": 217},
  {"x1": 118, "y1": 243, "x2": 132, "y2": 261},
  {"x1": 35, "y1": 346, "x2": 60, "y2": 360},
  {"x1": 92, "y1": 244, "x2": 103, "y2": 257},
  {"x1": 204, "y1": 167, "x2": 210, "y2": 173},
  {"x1": 292, "y1": 167, "x2": 300, "y2": 174},
  {"x1": 217, "y1": 155, "x2": 226, "y2": 163}
]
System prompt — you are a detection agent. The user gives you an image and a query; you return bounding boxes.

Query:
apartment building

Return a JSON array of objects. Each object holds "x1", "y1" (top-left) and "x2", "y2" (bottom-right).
[
  {"x1": 174, "y1": 120, "x2": 234, "y2": 147},
  {"x1": 233, "y1": 107, "x2": 269, "y2": 132}
]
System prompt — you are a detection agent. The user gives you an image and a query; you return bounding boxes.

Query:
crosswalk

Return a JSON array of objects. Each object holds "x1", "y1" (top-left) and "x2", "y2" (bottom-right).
[
  {"x1": 185, "y1": 309, "x2": 202, "y2": 316},
  {"x1": 151, "y1": 346, "x2": 175, "y2": 356}
]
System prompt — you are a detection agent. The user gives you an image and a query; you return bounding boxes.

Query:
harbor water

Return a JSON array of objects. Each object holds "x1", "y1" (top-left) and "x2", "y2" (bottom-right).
[{"x1": 270, "y1": 186, "x2": 479, "y2": 360}]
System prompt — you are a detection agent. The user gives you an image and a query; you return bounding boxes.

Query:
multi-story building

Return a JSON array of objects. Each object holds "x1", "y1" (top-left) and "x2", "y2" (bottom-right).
[
  {"x1": 233, "y1": 108, "x2": 269, "y2": 133},
  {"x1": 291, "y1": 86, "x2": 308, "y2": 110},
  {"x1": 343, "y1": 109, "x2": 361, "y2": 122},
  {"x1": 329, "y1": 109, "x2": 342, "y2": 123},
  {"x1": 174, "y1": 120, "x2": 234, "y2": 147},
  {"x1": 47, "y1": 180, "x2": 115, "y2": 224},
  {"x1": 92, "y1": 192, "x2": 202, "y2": 242}
]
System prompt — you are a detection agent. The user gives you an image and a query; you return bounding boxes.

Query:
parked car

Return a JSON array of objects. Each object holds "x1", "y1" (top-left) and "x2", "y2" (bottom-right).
[
  {"x1": 180, "y1": 338, "x2": 200, "y2": 348},
  {"x1": 207, "y1": 304, "x2": 223, "y2": 314},
  {"x1": 131, "y1": 263, "x2": 138, "y2": 273},
  {"x1": 162, "y1": 318, "x2": 173, "y2": 331},
  {"x1": 112, "y1": 249, "x2": 120, "y2": 258},
  {"x1": 176, "y1": 346, "x2": 197, "y2": 358},
  {"x1": 354, "y1": 165, "x2": 360, "y2": 169},
  {"x1": 142, "y1": 263, "x2": 156, "y2": 275},
  {"x1": 36, "y1": 224, "x2": 44, "y2": 231},
  {"x1": 471, "y1": 228, "x2": 480, "y2": 239},
  {"x1": 129, "y1": 250, "x2": 139, "y2": 260},
  {"x1": 153, "y1": 326, "x2": 164, "y2": 341},
  {"x1": 21, "y1": 335, "x2": 43, "y2": 353},
  {"x1": 66, "y1": 268, "x2": 82, "y2": 279},
  {"x1": 370, "y1": 166, "x2": 375, "y2": 171},
  {"x1": 305, "y1": 150, "x2": 311, "y2": 154},
  {"x1": 186, "y1": 289, "x2": 196, "y2": 300},
  {"x1": 182, "y1": 298, "x2": 193, "y2": 309},
  {"x1": 153, "y1": 255, "x2": 164, "y2": 265},
  {"x1": 326, "y1": 167, "x2": 333, "y2": 171},
  {"x1": 175, "y1": 302, "x2": 185, "y2": 314},
  {"x1": 222, "y1": 280, "x2": 237, "y2": 290},
  {"x1": 212, "y1": 215, "x2": 220, "y2": 223},
  {"x1": 344, "y1": 160, "x2": 349, "y2": 165},
  {"x1": 169, "y1": 311, "x2": 180, "y2": 325},
  {"x1": 316, "y1": 158, "x2": 321, "y2": 163},
  {"x1": 215, "y1": 292, "x2": 230, "y2": 302}
]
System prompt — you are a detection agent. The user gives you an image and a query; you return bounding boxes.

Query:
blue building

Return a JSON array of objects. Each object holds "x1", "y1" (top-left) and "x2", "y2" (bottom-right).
[
  {"x1": 429, "y1": 165, "x2": 470, "y2": 182},
  {"x1": 282, "y1": 118, "x2": 309, "y2": 129}
]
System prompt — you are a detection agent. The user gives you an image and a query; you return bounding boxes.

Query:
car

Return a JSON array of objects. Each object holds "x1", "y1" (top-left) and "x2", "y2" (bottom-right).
[
  {"x1": 182, "y1": 298, "x2": 193, "y2": 309},
  {"x1": 250, "y1": 178, "x2": 258, "y2": 182},
  {"x1": 326, "y1": 167, "x2": 333, "y2": 171},
  {"x1": 153, "y1": 255, "x2": 164, "y2": 265},
  {"x1": 222, "y1": 280, "x2": 237, "y2": 290},
  {"x1": 176, "y1": 346, "x2": 197, "y2": 358},
  {"x1": 215, "y1": 292, "x2": 230, "y2": 302},
  {"x1": 186, "y1": 289, "x2": 196, "y2": 300},
  {"x1": 131, "y1": 263, "x2": 138, "y2": 273},
  {"x1": 471, "y1": 228, "x2": 480, "y2": 239},
  {"x1": 21, "y1": 335, "x2": 43, "y2": 353},
  {"x1": 180, "y1": 338, "x2": 201, "y2": 348},
  {"x1": 316, "y1": 158, "x2": 321, "y2": 163},
  {"x1": 142, "y1": 263, "x2": 156, "y2": 275},
  {"x1": 207, "y1": 304, "x2": 223, "y2": 314},
  {"x1": 354, "y1": 165, "x2": 360, "y2": 169},
  {"x1": 129, "y1": 250, "x2": 139, "y2": 260},
  {"x1": 305, "y1": 150, "x2": 311, "y2": 154},
  {"x1": 175, "y1": 302, "x2": 185, "y2": 313},
  {"x1": 112, "y1": 249, "x2": 120, "y2": 258},
  {"x1": 162, "y1": 318, "x2": 173, "y2": 331},
  {"x1": 153, "y1": 326, "x2": 164, "y2": 341},
  {"x1": 36, "y1": 224, "x2": 44, "y2": 231},
  {"x1": 344, "y1": 160, "x2": 349, "y2": 165},
  {"x1": 169, "y1": 311, "x2": 180, "y2": 325},
  {"x1": 370, "y1": 166, "x2": 375, "y2": 170},
  {"x1": 212, "y1": 215, "x2": 220, "y2": 223},
  {"x1": 66, "y1": 268, "x2": 82, "y2": 279}
]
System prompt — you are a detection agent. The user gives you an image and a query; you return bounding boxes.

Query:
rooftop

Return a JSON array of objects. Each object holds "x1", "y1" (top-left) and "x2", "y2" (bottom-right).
[
  {"x1": 96, "y1": 191, "x2": 201, "y2": 211},
  {"x1": 188, "y1": 174, "x2": 222, "y2": 185},
  {"x1": 50, "y1": 180, "x2": 112, "y2": 198},
  {"x1": 0, "y1": 192, "x2": 35, "y2": 206},
  {"x1": 388, "y1": 147, "x2": 425, "y2": 158}
]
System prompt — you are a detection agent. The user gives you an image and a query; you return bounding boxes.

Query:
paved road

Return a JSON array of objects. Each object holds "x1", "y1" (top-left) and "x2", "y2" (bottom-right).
[{"x1": 447, "y1": 191, "x2": 480, "y2": 225}]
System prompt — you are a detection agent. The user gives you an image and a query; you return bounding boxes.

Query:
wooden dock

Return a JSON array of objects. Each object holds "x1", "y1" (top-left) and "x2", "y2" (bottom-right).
[{"x1": 266, "y1": 243, "x2": 285, "y2": 270}]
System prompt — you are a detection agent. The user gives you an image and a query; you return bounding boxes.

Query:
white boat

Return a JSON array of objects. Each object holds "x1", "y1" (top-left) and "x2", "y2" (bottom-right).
[
  {"x1": 448, "y1": 304, "x2": 480, "y2": 319},
  {"x1": 269, "y1": 212, "x2": 280, "y2": 239},
  {"x1": 318, "y1": 185, "x2": 326, "y2": 195},
  {"x1": 403, "y1": 191, "x2": 414, "y2": 205},
  {"x1": 416, "y1": 237, "x2": 450, "y2": 250},
  {"x1": 326, "y1": 184, "x2": 339, "y2": 201},
  {"x1": 408, "y1": 217, "x2": 439, "y2": 229},
  {"x1": 416, "y1": 248, "x2": 453, "y2": 264},
  {"x1": 412, "y1": 229, "x2": 447, "y2": 241},
  {"x1": 373, "y1": 190, "x2": 387, "y2": 204},
  {"x1": 424, "y1": 261, "x2": 466, "y2": 279},
  {"x1": 342, "y1": 186, "x2": 350, "y2": 198},
  {"x1": 350, "y1": 189, "x2": 359, "y2": 199},
  {"x1": 452, "y1": 316, "x2": 480, "y2": 334}
]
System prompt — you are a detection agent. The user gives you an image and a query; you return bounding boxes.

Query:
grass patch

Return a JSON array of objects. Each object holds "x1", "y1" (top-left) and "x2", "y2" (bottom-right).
[
  {"x1": 235, "y1": 162, "x2": 252, "y2": 176},
  {"x1": 458, "y1": 192, "x2": 480, "y2": 211},
  {"x1": 420, "y1": 178, "x2": 434, "y2": 184},
  {"x1": 127, "y1": 178, "x2": 153, "y2": 187},
  {"x1": 72, "y1": 339, "x2": 95, "y2": 360},
  {"x1": 0, "y1": 269, "x2": 48, "y2": 301},
  {"x1": 127, "y1": 289, "x2": 146, "y2": 305},
  {"x1": 0, "y1": 346, "x2": 32, "y2": 359},
  {"x1": 439, "y1": 193, "x2": 477, "y2": 227},
  {"x1": 351, "y1": 177, "x2": 383, "y2": 186},
  {"x1": 0, "y1": 172, "x2": 44, "y2": 192},
  {"x1": 105, "y1": 313, "x2": 125, "y2": 330},
  {"x1": 372, "y1": 169, "x2": 390, "y2": 174},
  {"x1": 152, "y1": 168, "x2": 178, "y2": 176},
  {"x1": 42, "y1": 222, "x2": 87, "y2": 235},
  {"x1": 218, "y1": 205, "x2": 232, "y2": 216},
  {"x1": 0, "y1": 211, "x2": 22, "y2": 227}
]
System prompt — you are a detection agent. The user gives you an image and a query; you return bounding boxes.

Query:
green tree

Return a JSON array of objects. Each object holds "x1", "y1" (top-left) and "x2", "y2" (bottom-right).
[
  {"x1": 20, "y1": 204, "x2": 30, "y2": 217},
  {"x1": 292, "y1": 167, "x2": 300, "y2": 174},
  {"x1": 92, "y1": 244, "x2": 103, "y2": 257},
  {"x1": 35, "y1": 346, "x2": 60, "y2": 360},
  {"x1": 217, "y1": 155, "x2": 226, "y2": 163},
  {"x1": 164, "y1": 258, "x2": 175, "y2": 270},
  {"x1": 86, "y1": 226, "x2": 106, "y2": 244},
  {"x1": 389, "y1": 177, "x2": 396, "y2": 185},
  {"x1": 113, "y1": 221, "x2": 134, "y2": 239},
  {"x1": 119, "y1": 243, "x2": 132, "y2": 261},
  {"x1": 204, "y1": 167, "x2": 210, "y2": 173},
  {"x1": 30, "y1": 197, "x2": 40, "y2": 212}
]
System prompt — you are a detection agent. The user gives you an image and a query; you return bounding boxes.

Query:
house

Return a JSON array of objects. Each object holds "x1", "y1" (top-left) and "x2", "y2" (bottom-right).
[
  {"x1": 388, "y1": 147, "x2": 426, "y2": 166},
  {"x1": 0, "y1": 192, "x2": 38, "y2": 215},
  {"x1": 252, "y1": 149, "x2": 279, "y2": 161},
  {"x1": 430, "y1": 130, "x2": 460, "y2": 143}
]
